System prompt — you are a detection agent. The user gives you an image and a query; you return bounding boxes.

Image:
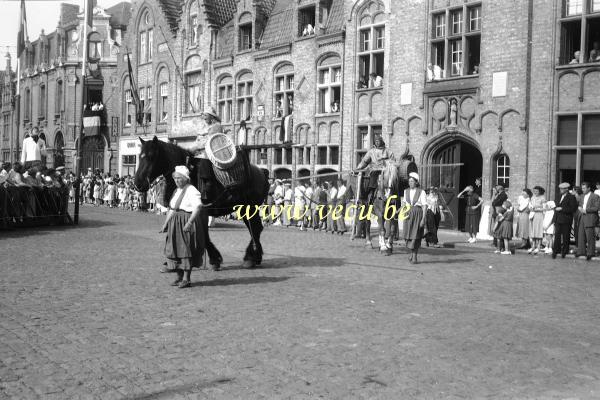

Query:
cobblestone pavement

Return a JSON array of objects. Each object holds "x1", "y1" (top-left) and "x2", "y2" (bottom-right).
[{"x1": 1, "y1": 206, "x2": 600, "y2": 399}]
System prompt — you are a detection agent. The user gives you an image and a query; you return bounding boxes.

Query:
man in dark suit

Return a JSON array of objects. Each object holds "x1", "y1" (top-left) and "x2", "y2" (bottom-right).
[
  {"x1": 552, "y1": 182, "x2": 579, "y2": 259},
  {"x1": 576, "y1": 182, "x2": 599, "y2": 260}
]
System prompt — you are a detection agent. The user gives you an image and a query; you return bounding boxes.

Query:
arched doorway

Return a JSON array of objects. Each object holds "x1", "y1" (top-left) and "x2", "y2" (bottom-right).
[
  {"x1": 427, "y1": 137, "x2": 482, "y2": 230},
  {"x1": 274, "y1": 168, "x2": 291, "y2": 180},
  {"x1": 82, "y1": 136, "x2": 105, "y2": 173},
  {"x1": 54, "y1": 131, "x2": 65, "y2": 168},
  {"x1": 316, "y1": 168, "x2": 337, "y2": 185}
]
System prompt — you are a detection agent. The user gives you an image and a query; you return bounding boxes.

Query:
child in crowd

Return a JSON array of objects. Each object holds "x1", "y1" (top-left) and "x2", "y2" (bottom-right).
[
  {"x1": 93, "y1": 179, "x2": 102, "y2": 207},
  {"x1": 543, "y1": 200, "x2": 556, "y2": 255},
  {"x1": 494, "y1": 200, "x2": 514, "y2": 255}
]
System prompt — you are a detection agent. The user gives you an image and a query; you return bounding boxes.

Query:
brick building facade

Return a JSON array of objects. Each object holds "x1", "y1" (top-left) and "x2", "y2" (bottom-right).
[
  {"x1": 1, "y1": 53, "x2": 16, "y2": 163},
  {"x1": 116, "y1": 0, "x2": 600, "y2": 230},
  {"x1": 1, "y1": 2, "x2": 130, "y2": 172}
]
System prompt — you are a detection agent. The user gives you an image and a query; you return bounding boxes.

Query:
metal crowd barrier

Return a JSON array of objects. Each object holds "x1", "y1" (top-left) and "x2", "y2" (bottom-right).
[{"x1": 0, "y1": 185, "x2": 72, "y2": 229}]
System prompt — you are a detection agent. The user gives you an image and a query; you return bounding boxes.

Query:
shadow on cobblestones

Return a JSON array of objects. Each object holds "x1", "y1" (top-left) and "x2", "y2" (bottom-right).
[
  {"x1": 130, "y1": 377, "x2": 234, "y2": 399},
  {"x1": 258, "y1": 255, "x2": 346, "y2": 269},
  {"x1": 192, "y1": 276, "x2": 290, "y2": 287}
]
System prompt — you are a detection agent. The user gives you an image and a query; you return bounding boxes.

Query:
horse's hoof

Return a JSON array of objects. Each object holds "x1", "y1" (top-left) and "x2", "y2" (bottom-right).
[
  {"x1": 211, "y1": 264, "x2": 221, "y2": 271},
  {"x1": 242, "y1": 260, "x2": 257, "y2": 269}
]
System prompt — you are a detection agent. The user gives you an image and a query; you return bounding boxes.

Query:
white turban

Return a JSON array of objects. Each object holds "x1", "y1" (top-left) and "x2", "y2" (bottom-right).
[
  {"x1": 173, "y1": 165, "x2": 190, "y2": 180},
  {"x1": 409, "y1": 172, "x2": 419, "y2": 182}
]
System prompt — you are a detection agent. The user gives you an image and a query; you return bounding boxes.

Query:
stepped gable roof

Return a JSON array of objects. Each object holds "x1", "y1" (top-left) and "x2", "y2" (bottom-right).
[
  {"x1": 203, "y1": 0, "x2": 238, "y2": 27},
  {"x1": 259, "y1": 0, "x2": 294, "y2": 49},
  {"x1": 158, "y1": 0, "x2": 185, "y2": 33},
  {"x1": 107, "y1": 2, "x2": 132, "y2": 28},
  {"x1": 324, "y1": 0, "x2": 344, "y2": 34}
]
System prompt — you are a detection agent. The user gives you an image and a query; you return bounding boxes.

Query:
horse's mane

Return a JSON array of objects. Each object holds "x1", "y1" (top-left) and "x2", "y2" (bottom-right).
[{"x1": 156, "y1": 140, "x2": 193, "y2": 159}]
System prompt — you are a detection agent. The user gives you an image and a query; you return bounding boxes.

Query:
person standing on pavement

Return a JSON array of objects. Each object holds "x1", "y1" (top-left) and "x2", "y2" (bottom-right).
[
  {"x1": 272, "y1": 179, "x2": 284, "y2": 226},
  {"x1": 160, "y1": 166, "x2": 206, "y2": 288},
  {"x1": 491, "y1": 185, "x2": 508, "y2": 250},
  {"x1": 425, "y1": 186, "x2": 445, "y2": 247},
  {"x1": 20, "y1": 127, "x2": 47, "y2": 170},
  {"x1": 335, "y1": 179, "x2": 348, "y2": 234},
  {"x1": 515, "y1": 189, "x2": 532, "y2": 250},
  {"x1": 402, "y1": 172, "x2": 427, "y2": 264},
  {"x1": 327, "y1": 181, "x2": 338, "y2": 233},
  {"x1": 458, "y1": 185, "x2": 483, "y2": 243},
  {"x1": 528, "y1": 186, "x2": 547, "y2": 255},
  {"x1": 575, "y1": 182, "x2": 599, "y2": 261},
  {"x1": 552, "y1": 182, "x2": 578, "y2": 259},
  {"x1": 282, "y1": 182, "x2": 293, "y2": 227},
  {"x1": 318, "y1": 182, "x2": 329, "y2": 230},
  {"x1": 494, "y1": 200, "x2": 514, "y2": 255},
  {"x1": 304, "y1": 182, "x2": 314, "y2": 229}
]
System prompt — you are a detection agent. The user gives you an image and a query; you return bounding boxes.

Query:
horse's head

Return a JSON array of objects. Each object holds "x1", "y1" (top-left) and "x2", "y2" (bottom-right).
[
  {"x1": 134, "y1": 136, "x2": 165, "y2": 192},
  {"x1": 378, "y1": 160, "x2": 400, "y2": 198}
]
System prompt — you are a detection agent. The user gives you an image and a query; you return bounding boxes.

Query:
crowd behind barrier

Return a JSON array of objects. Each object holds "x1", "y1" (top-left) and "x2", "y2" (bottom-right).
[{"x1": 0, "y1": 162, "x2": 71, "y2": 229}]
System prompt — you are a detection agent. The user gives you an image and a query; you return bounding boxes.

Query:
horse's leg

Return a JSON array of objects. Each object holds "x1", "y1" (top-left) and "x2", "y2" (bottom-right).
[
  {"x1": 249, "y1": 214, "x2": 264, "y2": 265},
  {"x1": 203, "y1": 212, "x2": 223, "y2": 270},
  {"x1": 241, "y1": 217, "x2": 258, "y2": 268}
]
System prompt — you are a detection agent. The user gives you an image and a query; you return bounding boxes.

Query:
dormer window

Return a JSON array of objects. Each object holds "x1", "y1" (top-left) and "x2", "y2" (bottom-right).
[
  {"x1": 299, "y1": 6, "x2": 316, "y2": 37},
  {"x1": 239, "y1": 23, "x2": 252, "y2": 51}
]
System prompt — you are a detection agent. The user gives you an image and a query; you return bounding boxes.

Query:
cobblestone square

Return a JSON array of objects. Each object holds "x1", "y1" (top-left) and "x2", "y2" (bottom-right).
[{"x1": 1, "y1": 206, "x2": 600, "y2": 399}]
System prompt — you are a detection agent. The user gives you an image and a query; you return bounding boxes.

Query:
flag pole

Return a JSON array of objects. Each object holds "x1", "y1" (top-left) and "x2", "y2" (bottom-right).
[
  {"x1": 12, "y1": 55, "x2": 21, "y2": 165},
  {"x1": 74, "y1": 0, "x2": 89, "y2": 224}
]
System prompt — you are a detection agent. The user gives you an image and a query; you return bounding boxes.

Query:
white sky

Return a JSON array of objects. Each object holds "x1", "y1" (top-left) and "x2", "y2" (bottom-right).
[{"x1": 0, "y1": 0, "x2": 130, "y2": 68}]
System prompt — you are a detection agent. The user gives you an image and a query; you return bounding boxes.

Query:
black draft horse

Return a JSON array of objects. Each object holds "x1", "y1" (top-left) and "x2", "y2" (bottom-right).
[{"x1": 134, "y1": 136, "x2": 270, "y2": 268}]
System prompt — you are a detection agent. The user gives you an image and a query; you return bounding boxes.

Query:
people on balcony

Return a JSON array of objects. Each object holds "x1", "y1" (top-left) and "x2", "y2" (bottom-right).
[
  {"x1": 569, "y1": 50, "x2": 581, "y2": 64},
  {"x1": 590, "y1": 42, "x2": 600, "y2": 62},
  {"x1": 369, "y1": 72, "x2": 383, "y2": 88},
  {"x1": 302, "y1": 24, "x2": 315, "y2": 36}
]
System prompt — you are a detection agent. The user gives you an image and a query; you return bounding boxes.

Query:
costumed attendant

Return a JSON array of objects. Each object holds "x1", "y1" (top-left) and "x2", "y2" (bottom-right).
[
  {"x1": 159, "y1": 166, "x2": 206, "y2": 289},
  {"x1": 402, "y1": 172, "x2": 426, "y2": 264}
]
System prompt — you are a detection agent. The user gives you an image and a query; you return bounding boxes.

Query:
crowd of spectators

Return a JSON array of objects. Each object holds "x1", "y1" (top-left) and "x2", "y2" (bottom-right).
[{"x1": 77, "y1": 168, "x2": 166, "y2": 214}]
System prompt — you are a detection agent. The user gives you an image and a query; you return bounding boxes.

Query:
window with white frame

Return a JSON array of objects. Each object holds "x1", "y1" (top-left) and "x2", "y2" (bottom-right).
[
  {"x1": 355, "y1": 124, "x2": 382, "y2": 166},
  {"x1": 55, "y1": 80, "x2": 63, "y2": 115},
  {"x1": 239, "y1": 23, "x2": 252, "y2": 50},
  {"x1": 318, "y1": 55, "x2": 342, "y2": 113},
  {"x1": 145, "y1": 86, "x2": 152, "y2": 123},
  {"x1": 39, "y1": 84, "x2": 46, "y2": 120},
  {"x1": 298, "y1": 6, "x2": 316, "y2": 36},
  {"x1": 185, "y1": 71, "x2": 202, "y2": 114},
  {"x1": 274, "y1": 64, "x2": 294, "y2": 117},
  {"x1": 24, "y1": 88, "x2": 31, "y2": 121},
  {"x1": 430, "y1": 2, "x2": 481, "y2": 78},
  {"x1": 159, "y1": 83, "x2": 168, "y2": 122},
  {"x1": 124, "y1": 89, "x2": 133, "y2": 126},
  {"x1": 495, "y1": 154, "x2": 510, "y2": 188},
  {"x1": 236, "y1": 72, "x2": 253, "y2": 121},
  {"x1": 560, "y1": 0, "x2": 600, "y2": 64},
  {"x1": 217, "y1": 75, "x2": 233, "y2": 123},
  {"x1": 316, "y1": 145, "x2": 339, "y2": 165},
  {"x1": 138, "y1": 11, "x2": 153, "y2": 63},
  {"x1": 357, "y1": 2, "x2": 385, "y2": 88}
]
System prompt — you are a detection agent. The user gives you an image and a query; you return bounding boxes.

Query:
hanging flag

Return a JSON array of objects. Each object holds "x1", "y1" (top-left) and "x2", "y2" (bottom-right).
[
  {"x1": 17, "y1": 0, "x2": 28, "y2": 57},
  {"x1": 126, "y1": 52, "x2": 142, "y2": 123},
  {"x1": 279, "y1": 111, "x2": 293, "y2": 143}
]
